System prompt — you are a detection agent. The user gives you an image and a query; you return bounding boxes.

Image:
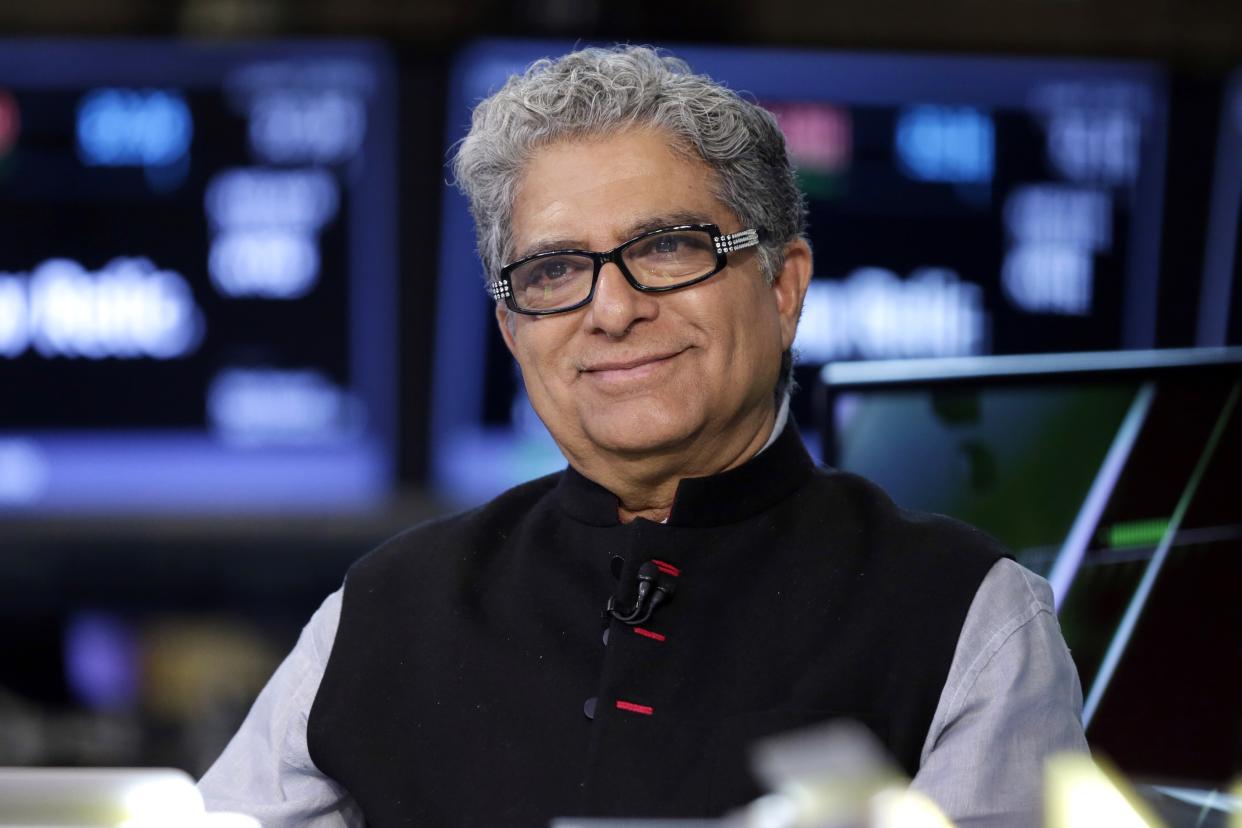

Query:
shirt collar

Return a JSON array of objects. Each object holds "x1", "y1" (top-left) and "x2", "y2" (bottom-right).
[
  {"x1": 758, "y1": 392, "x2": 791, "y2": 455},
  {"x1": 554, "y1": 401, "x2": 814, "y2": 528}
]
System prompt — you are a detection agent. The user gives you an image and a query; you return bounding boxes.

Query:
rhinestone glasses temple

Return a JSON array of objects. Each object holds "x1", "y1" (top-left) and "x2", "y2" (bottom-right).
[{"x1": 713, "y1": 229, "x2": 760, "y2": 255}]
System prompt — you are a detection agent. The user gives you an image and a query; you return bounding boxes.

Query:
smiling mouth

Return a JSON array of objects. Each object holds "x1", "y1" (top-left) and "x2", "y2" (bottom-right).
[
  {"x1": 579, "y1": 349, "x2": 687, "y2": 382},
  {"x1": 582, "y1": 352, "x2": 680, "y2": 373}
]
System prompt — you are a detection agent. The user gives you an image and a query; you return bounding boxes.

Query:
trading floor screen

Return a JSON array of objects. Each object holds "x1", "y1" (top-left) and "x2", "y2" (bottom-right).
[{"x1": 0, "y1": 41, "x2": 399, "y2": 514}]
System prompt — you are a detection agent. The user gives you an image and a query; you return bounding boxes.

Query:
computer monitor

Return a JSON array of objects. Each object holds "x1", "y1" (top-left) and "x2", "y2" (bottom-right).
[
  {"x1": 430, "y1": 39, "x2": 1171, "y2": 504},
  {"x1": 1198, "y1": 69, "x2": 1242, "y2": 347},
  {"x1": 0, "y1": 40, "x2": 399, "y2": 514},
  {"x1": 819, "y1": 346, "x2": 1242, "y2": 785}
]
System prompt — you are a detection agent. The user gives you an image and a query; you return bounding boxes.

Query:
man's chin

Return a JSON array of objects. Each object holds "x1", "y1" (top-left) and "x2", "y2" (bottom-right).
[{"x1": 571, "y1": 409, "x2": 700, "y2": 461}]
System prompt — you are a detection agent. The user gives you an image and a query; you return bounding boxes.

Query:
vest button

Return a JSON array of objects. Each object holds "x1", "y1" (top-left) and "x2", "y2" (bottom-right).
[
  {"x1": 602, "y1": 628, "x2": 610, "y2": 646},
  {"x1": 610, "y1": 555, "x2": 624, "y2": 579},
  {"x1": 583, "y1": 697, "x2": 597, "y2": 720}
]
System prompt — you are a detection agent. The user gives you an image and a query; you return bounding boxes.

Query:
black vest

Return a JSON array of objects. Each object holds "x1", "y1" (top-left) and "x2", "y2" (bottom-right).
[{"x1": 307, "y1": 426, "x2": 1003, "y2": 826}]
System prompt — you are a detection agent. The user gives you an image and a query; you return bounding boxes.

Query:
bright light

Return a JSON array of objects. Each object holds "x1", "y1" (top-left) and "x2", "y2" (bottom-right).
[
  {"x1": 1002, "y1": 243, "x2": 1093, "y2": 315},
  {"x1": 25, "y1": 257, "x2": 203, "y2": 359},
  {"x1": 1046, "y1": 108, "x2": 1140, "y2": 185},
  {"x1": 870, "y1": 787, "x2": 955, "y2": 828},
  {"x1": 0, "y1": 439, "x2": 49, "y2": 505},
  {"x1": 1044, "y1": 753, "x2": 1160, "y2": 828},
  {"x1": 1001, "y1": 184, "x2": 1106, "y2": 316},
  {"x1": 209, "y1": 228, "x2": 320, "y2": 299},
  {"x1": 249, "y1": 89, "x2": 367, "y2": 164},
  {"x1": 207, "y1": 368, "x2": 364, "y2": 445},
  {"x1": 204, "y1": 168, "x2": 339, "y2": 300},
  {"x1": 1, "y1": 258, "x2": 202, "y2": 360},
  {"x1": 795, "y1": 267, "x2": 988, "y2": 362},
  {"x1": 120, "y1": 774, "x2": 205, "y2": 827},
  {"x1": 895, "y1": 105, "x2": 995, "y2": 184},
  {"x1": 1005, "y1": 185, "x2": 1112, "y2": 249},
  {"x1": 76, "y1": 88, "x2": 193, "y2": 167},
  {"x1": 1031, "y1": 81, "x2": 1145, "y2": 186},
  {"x1": 205, "y1": 168, "x2": 339, "y2": 230},
  {"x1": 198, "y1": 814, "x2": 262, "y2": 827}
]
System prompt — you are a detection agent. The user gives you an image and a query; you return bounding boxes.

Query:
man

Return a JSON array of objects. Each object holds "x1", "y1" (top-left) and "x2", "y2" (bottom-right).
[{"x1": 200, "y1": 45, "x2": 1087, "y2": 826}]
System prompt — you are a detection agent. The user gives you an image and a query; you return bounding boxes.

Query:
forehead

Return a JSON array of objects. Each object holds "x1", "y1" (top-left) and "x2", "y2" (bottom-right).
[{"x1": 510, "y1": 128, "x2": 728, "y2": 250}]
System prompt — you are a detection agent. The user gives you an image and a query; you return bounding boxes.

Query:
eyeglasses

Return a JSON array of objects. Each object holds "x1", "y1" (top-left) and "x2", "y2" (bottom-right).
[{"x1": 487, "y1": 223, "x2": 762, "y2": 316}]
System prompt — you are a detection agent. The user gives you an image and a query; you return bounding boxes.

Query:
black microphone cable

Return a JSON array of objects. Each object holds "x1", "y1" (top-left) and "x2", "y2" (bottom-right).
[
  {"x1": 624, "y1": 576, "x2": 675, "y2": 626},
  {"x1": 606, "y1": 561, "x2": 676, "y2": 625}
]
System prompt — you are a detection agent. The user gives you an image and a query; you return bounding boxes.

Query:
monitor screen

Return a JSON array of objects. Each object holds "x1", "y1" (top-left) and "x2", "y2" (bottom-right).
[
  {"x1": 1198, "y1": 69, "x2": 1242, "y2": 347},
  {"x1": 430, "y1": 39, "x2": 1170, "y2": 504},
  {"x1": 0, "y1": 40, "x2": 399, "y2": 514},
  {"x1": 820, "y1": 348, "x2": 1242, "y2": 784}
]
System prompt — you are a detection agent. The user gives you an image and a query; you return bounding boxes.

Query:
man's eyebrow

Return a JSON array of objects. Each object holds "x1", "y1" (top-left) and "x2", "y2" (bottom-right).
[
  {"x1": 513, "y1": 212, "x2": 716, "y2": 261},
  {"x1": 514, "y1": 237, "x2": 585, "y2": 260},
  {"x1": 618, "y1": 212, "x2": 714, "y2": 240}
]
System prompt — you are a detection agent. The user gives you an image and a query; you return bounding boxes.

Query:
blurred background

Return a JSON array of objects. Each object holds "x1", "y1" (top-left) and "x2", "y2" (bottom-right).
[{"x1": 0, "y1": 0, "x2": 1239, "y2": 801}]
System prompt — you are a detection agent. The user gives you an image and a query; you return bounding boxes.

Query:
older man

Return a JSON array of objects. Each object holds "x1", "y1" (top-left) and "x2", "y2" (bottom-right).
[{"x1": 199, "y1": 46, "x2": 1086, "y2": 827}]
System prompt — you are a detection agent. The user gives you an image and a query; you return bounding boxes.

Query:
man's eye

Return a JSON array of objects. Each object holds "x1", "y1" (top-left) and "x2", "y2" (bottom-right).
[
  {"x1": 634, "y1": 232, "x2": 709, "y2": 259},
  {"x1": 650, "y1": 236, "x2": 682, "y2": 255},
  {"x1": 515, "y1": 255, "x2": 589, "y2": 289},
  {"x1": 534, "y1": 259, "x2": 586, "y2": 281},
  {"x1": 535, "y1": 261, "x2": 571, "y2": 280}
]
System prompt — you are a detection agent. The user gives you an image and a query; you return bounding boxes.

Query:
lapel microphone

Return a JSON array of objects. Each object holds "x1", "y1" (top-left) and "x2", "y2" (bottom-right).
[{"x1": 607, "y1": 561, "x2": 677, "y2": 626}]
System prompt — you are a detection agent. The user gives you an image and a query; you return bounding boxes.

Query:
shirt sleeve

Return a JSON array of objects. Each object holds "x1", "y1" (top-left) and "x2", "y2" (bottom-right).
[
  {"x1": 910, "y1": 558, "x2": 1089, "y2": 828},
  {"x1": 198, "y1": 587, "x2": 362, "y2": 828}
]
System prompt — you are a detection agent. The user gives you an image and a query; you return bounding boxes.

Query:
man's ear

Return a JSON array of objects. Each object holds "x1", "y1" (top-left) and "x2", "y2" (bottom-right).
[
  {"x1": 495, "y1": 302, "x2": 519, "y2": 357},
  {"x1": 772, "y1": 238, "x2": 813, "y2": 351}
]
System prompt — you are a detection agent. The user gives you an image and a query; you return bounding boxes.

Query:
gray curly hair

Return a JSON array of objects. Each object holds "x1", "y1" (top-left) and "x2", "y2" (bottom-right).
[
  {"x1": 451, "y1": 45, "x2": 806, "y2": 399},
  {"x1": 451, "y1": 44, "x2": 806, "y2": 283}
]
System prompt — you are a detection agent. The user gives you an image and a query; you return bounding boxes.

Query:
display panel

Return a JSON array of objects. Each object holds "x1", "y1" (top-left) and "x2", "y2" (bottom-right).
[
  {"x1": 820, "y1": 347, "x2": 1242, "y2": 784},
  {"x1": 1198, "y1": 69, "x2": 1242, "y2": 347},
  {"x1": 0, "y1": 41, "x2": 398, "y2": 513},
  {"x1": 430, "y1": 39, "x2": 1170, "y2": 504}
]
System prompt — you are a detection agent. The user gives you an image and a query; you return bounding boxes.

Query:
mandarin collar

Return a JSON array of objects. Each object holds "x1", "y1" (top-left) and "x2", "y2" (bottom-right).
[{"x1": 554, "y1": 422, "x2": 816, "y2": 528}]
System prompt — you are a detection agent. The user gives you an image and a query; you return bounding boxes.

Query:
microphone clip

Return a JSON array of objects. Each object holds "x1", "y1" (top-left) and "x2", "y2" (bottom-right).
[{"x1": 607, "y1": 560, "x2": 678, "y2": 626}]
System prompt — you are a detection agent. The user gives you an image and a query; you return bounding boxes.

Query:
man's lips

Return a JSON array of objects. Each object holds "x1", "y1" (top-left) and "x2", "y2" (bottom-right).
[{"x1": 580, "y1": 350, "x2": 685, "y2": 374}]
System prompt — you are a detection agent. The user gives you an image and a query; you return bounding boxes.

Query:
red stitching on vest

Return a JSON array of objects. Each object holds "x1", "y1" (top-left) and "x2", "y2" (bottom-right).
[
  {"x1": 615, "y1": 700, "x2": 654, "y2": 715},
  {"x1": 651, "y1": 559, "x2": 680, "y2": 576},
  {"x1": 633, "y1": 627, "x2": 666, "y2": 641}
]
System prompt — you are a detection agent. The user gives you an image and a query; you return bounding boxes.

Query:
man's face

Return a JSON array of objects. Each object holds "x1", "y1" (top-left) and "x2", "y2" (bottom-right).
[{"x1": 497, "y1": 128, "x2": 808, "y2": 465}]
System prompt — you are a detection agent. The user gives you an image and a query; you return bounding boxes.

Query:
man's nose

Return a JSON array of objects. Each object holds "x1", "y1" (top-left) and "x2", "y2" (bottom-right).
[{"x1": 586, "y1": 261, "x2": 658, "y2": 336}]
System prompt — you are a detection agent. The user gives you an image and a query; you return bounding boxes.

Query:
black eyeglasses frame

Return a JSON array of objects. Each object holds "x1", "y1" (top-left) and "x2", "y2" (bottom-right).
[{"x1": 486, "y1": 223, "x2": 762, "y2": 316}]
